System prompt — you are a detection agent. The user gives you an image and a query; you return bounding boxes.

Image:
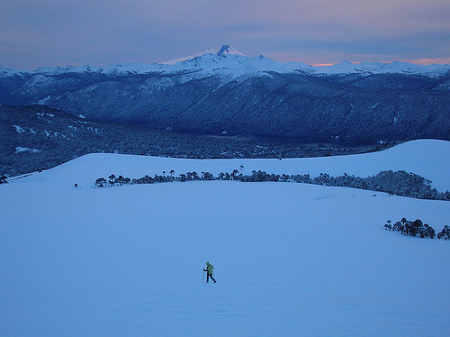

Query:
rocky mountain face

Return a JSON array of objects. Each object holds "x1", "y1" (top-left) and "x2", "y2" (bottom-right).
[{"x1": 1, "y1": 48, "x2": 449, "y2": 145}]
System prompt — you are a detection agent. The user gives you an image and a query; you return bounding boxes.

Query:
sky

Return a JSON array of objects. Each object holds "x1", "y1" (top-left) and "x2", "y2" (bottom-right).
[{"x1": 1, "y1": 0, "x2": 449, "y2": 70}]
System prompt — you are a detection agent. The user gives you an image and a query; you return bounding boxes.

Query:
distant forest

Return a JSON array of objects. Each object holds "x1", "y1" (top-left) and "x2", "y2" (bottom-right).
[{"x1": 0, "y1": 105, "x2": 391, "y2": 177}]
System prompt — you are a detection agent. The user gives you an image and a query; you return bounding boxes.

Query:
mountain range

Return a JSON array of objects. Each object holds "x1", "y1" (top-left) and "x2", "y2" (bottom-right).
[{"x1": 1, "y1": 45, "x2": 449, "y2": 144}]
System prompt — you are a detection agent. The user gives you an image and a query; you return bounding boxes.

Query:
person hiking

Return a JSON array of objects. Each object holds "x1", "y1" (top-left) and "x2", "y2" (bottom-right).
[{"x1": 203, "y1": 261, "x2": 217, "y2": 283}]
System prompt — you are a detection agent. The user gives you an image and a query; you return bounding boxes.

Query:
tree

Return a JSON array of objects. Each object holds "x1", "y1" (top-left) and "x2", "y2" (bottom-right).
[
  {"x1": 203, "y1": 172, "x2": 214, "y2": 180},
  {"x1": 411, "y1": 219, "x2": 423, "y2": 237},
  {"x1": 0, "y1": 175, "x2": 7, "y2": 184},
  {"x1": 384, "y1": 220, "x2": 392, "y2": 231},
  {"x1": 437, "y1": 225, "x2": 450, "y2": 240},
  {"x1": 108, "y1": 174, "x2": 116, "y2": 186},
  {"x1": 117, "y1": 175, "x2": 129, "y2": 185},
  {"x1": 95, "y1": 177, "x2": 107, "y2": 188},
  {"x1": 423, "y1": 224, "x2": 435, "y2": 239},
  {"x1": 231, "y1": 169, "x2": 239, "y2": 180},
  {"x1": 392, "y1": 221, "x2": 404, "y2": 234}
]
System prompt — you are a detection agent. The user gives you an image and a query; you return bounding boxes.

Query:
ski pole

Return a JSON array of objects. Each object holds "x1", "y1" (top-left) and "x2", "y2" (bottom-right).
[{"x1": 202, "y1": 270, "x2": 205, "y2": 283}]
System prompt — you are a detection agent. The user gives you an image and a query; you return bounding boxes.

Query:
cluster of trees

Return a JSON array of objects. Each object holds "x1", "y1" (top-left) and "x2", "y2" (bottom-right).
[
  {"x1": 95, "y1": 169, "x2": 450, "y2": 201},
  {"x1": 290, "y1": 170, "x2": 450, "y2": 200},
  {"x1": 95, "y1": 172, "x2": 177, "y2": 187},
  {"x1": 384, "y1": 218, "x2": 450, "y2": 240}
]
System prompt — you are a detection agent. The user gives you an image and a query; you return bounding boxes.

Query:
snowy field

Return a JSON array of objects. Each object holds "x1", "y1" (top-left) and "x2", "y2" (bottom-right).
[{"x1": 0, "y1": 140, "x2": 449, "y2": 337}]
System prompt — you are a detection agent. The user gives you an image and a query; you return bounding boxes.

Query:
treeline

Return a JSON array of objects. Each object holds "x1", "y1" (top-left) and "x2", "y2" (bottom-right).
[
  {"x1": 384, "y1": 217, "x2": 450, "y2": 240},
  {"x1": 95, "y1": 169, "x2": 450, "y2": 201}
]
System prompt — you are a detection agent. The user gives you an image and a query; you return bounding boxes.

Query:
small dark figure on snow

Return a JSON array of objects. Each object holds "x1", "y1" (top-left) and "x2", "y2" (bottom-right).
[{"x1": 203, "y1": 261, "x2": 216, "y2": 283}]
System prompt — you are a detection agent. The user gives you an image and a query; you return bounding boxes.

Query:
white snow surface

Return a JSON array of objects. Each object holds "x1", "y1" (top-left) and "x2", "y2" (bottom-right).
[{"x1": 1, "y1": 140, "x2": 449, "y2": 336}]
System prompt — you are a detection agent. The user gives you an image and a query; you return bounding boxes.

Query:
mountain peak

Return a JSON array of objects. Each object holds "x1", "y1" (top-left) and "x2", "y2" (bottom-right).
[
  {"x1": 216, "y1": 45, "x2": 245, "y2": 57},
  {"x1": 162, "y1": 45, "x2": 245, "y2": 65},
  {"x1": 217, "y1": 45, "x2": 232, "y2": 55}
]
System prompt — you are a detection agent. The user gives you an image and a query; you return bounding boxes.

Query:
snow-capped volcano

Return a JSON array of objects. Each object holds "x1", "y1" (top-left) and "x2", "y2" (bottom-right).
[
  {"x1": 157, "y1": 44, "x2": 313, "y2": 79},
  {"x1": 158, "y1": 44, "x2": 450, "y2": 77}
]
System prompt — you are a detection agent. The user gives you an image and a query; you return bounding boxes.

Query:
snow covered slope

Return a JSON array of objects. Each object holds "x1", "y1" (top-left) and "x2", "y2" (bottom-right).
[
  {"x1": 0, "y1": 140, "x2": 449, "y2": 337},
  {"x1": 15, "y1": 139, "x2": 450, "y2": 192}
]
